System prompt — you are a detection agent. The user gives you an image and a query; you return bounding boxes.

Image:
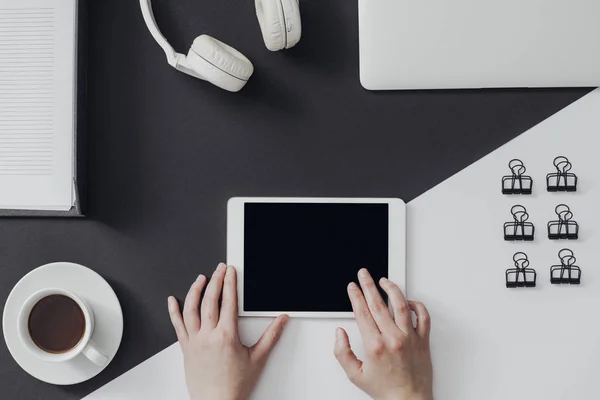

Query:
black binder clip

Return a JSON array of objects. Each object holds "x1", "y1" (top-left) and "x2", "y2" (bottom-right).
[
  {"x1": 506, "y1": 252, "x2": 536, "y2": 288},
  {"x1": 550, "y1": 248, "x2": 581, "y2": 285},
  {"x1": 502, "y1": 159, "x2": 532, "y2": 195},
  {"x1": 547, "y1": 204, "x2": 579, "y2": 240},
  {"x1": 503, "y1": 205, "x2": 535, "y2": 241},
  {"x1": 547, "y1": 156, "x2": 578, "y2": 192}
]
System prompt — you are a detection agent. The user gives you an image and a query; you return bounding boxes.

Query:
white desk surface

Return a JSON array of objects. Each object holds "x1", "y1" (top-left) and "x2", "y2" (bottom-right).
[{"x1": 86, "y1": 89, "x2": 600, "y2": 400}]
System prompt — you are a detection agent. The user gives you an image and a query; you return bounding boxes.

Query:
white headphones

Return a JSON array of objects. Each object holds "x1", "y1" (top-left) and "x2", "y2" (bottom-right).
[{"x1": 139, "y1": 0, "x2": 302, "y2": 92}]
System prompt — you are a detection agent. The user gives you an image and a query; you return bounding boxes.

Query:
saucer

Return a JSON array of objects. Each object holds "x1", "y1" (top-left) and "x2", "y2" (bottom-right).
[{"x1": 2, "y1": 262, "x2": 123, "y2": 385}]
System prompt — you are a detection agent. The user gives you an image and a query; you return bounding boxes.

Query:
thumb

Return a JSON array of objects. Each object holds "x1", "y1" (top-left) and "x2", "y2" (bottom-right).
[
  {"x1": 250, "y1": 314, "x2": 290, "y2": 364},
  {"x1": 334, "y1": 328, "x2": 363, "y2": 383}
]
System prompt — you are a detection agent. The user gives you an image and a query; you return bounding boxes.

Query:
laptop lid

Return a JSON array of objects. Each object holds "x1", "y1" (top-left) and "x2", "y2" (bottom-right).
[{"x1": 359, "y1": 0, "x2": 600, "y2": 90}]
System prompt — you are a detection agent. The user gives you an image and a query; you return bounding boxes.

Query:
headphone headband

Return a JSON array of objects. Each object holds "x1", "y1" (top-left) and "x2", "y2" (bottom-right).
[{"x1": 139, "y1": 0, "x2": 179, "y2": 67}]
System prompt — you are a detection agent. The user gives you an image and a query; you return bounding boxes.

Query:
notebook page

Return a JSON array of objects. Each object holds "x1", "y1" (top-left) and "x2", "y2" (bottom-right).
[{"x1": 0, "y1": 0, "x2": 76, "y2": 211}]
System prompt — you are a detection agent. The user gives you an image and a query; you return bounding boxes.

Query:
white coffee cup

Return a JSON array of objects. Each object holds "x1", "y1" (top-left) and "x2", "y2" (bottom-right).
[{"x1": 17, "y1": 288, "x2": 108, "y2": 366}]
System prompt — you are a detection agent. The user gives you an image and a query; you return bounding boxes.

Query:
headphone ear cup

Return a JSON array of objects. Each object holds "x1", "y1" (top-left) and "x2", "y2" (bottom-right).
[
  {"x1": 187, "y1": 35, "x2": 254, "y2": 92},
  {"x1": 256, "y1": 0, "x2": 301, "y2": 51},
  {"x1": 255, "y1": 0, "x2": 286, "y2": 51}
]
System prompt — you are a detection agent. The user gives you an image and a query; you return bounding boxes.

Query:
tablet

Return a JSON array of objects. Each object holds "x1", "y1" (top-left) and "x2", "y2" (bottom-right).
[{"x1": 227, "y1": 198, "x2": 406, "y2": 318}]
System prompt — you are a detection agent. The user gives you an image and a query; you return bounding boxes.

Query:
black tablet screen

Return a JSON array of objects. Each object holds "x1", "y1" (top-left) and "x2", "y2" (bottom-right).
[{"x1": 244, "y1": 203, "x2": 389, "y2": 312}]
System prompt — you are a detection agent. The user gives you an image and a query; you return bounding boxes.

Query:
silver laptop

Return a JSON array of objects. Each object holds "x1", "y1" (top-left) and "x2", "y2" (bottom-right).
[{"x1": 359, "y1": 0, "x2": 600, "y2": 90}]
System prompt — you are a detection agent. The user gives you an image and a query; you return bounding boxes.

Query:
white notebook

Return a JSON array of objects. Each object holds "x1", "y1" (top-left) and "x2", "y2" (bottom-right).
[{"x1": 0, "y1": 0, "x2": 77, "y2": 211}]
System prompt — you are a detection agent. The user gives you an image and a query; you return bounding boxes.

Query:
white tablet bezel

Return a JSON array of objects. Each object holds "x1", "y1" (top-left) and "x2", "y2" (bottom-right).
[{"x1": 227, "y1": 197, "x2": 406, "y2": 319}]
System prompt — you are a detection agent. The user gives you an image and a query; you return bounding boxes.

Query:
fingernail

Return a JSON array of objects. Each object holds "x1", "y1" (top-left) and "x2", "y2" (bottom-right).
[
  {"x1": 213, "y1": 264, "x2": 225, "y2": 275},
  {"x1": 380, "y1": 277, "x2": 388, "y2": 284},
  {"x1": 358, "y1": 268, "x2": 369, "y2": 278},
  {"x1": 167, "y1": 296, "x2": 175, "y2": 308},
  {"x1": 335, "y1": 328, "x2": 343, "y2": 340},
  {"x1": 196, "y1": 274, "x2": 205, "y2": 282},
  {"x1": 348, "y1": 282, "x2": 358, "y2": 290},
  {"x1": 282, "y1": 314, "x2": 290, "y2": 325},
  {"x1": 226, "y1": 265, "x2": 235, "y2": 275}
]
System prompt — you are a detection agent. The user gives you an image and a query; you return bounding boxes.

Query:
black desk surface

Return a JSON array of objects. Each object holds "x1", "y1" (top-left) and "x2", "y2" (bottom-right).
[{"x1": 0, "y1": 0, "x2": 591, "y2": 398}]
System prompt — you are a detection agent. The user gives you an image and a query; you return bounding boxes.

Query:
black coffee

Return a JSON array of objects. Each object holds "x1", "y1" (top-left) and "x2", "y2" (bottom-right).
[{"x1": 28, "y1": 295, "x2": 86, "y2": 354}]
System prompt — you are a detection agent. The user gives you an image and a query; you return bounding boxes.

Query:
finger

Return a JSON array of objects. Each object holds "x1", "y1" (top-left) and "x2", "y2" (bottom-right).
[
  {"x1": 357, "y1": 269, "x2": 398, "y2": 334},
  {"x1": 347, "y1": 282, "x2": 380, "y2": 339},
  {"x1": 200, "y1": 263, "x2": 228, "y2": 330},
  {"x1": 183, "y1": 274, "x2": 207, "y2": 335},
  {"x1": 250, "y1": 315, "x2": 290, "y2": 364},
  {"x1": 409, "y1": 301, "x2": 432, "y2": 339},
  {"x1": 218, "y1": 265, "x2": 239, "y2": 333},
  {"x1": 168, "y1": 296, "x2": 188, "y2": 344},
  {"x1": 334, "y1": 328, "x2": 363, "y2": 384},
  {"x1": 380, "y1": 277, "x2": 412, "y2": 333}
]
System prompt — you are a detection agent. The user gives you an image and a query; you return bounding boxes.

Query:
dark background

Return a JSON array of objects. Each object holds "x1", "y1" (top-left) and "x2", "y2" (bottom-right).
[{"x1": 0, "y1": 0, "x2": 591, "y2": 398}]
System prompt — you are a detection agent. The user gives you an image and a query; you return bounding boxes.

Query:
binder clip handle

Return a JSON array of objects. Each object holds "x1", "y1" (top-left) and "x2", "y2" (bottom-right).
[
  {"x1": 562, "y1": 255, "x2": 577, "y2": 267},
  {"x1": 559, "y1": 248, "x2": 576, "y2": 267},
  {"x1": 511, "y1": 205, "x2": 529, "y2": 223},
  {"x1": 555, "y1": 204, "x2": 573, "y2": 221},
  {"x1": 558, "y1": 248, "x2": 574, "y2": 260},
  {"x1": 513, "y1": 252, "x2": 529, "y2": 269},
  {"x1": 509, "y1": 159, "x2": 526, "y2": 176},
  {"x1": 553, "y1": 156, "x2": 573, "y2": 173}
]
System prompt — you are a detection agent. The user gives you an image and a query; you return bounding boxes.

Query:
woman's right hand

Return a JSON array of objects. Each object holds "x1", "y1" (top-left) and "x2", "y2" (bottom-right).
[{"x1": 334, "y1": 268, "x2": 434, "y2": 400}]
